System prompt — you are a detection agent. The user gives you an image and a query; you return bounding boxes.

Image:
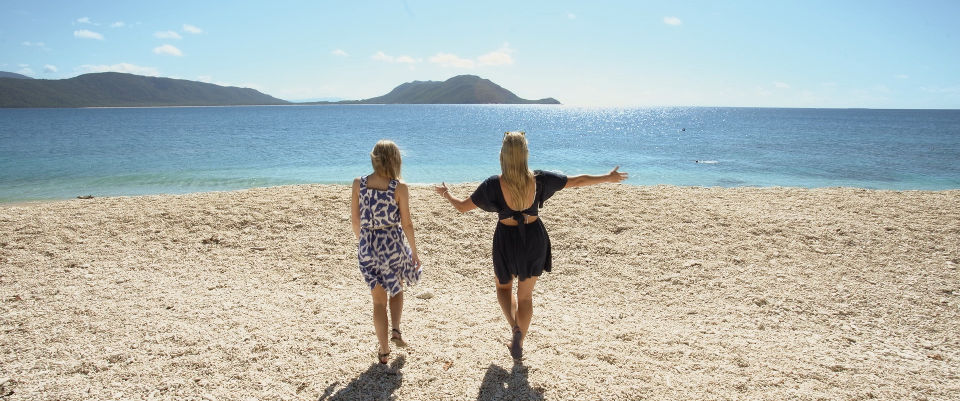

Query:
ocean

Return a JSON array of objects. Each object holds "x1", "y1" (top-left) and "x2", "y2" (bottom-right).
[{"x1": 1, "y1": 105, "x2": 959, "y2": 203}]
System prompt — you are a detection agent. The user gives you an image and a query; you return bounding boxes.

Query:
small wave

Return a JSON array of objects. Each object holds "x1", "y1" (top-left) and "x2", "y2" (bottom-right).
[{"x1": 695, "y1": 160, "x2": 718, "y2": 164}]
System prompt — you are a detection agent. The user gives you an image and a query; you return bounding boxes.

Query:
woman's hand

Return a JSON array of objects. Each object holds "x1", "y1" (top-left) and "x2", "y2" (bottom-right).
[
  {"x1": 411, "y1": 251, "x2": 422, "y2": 268},
  {"x1": 607, "y1": 166, "x2": 629, "y2": 183},
  {"x1": 434, "y1": 182, "x2": 450, "y2": 197}
]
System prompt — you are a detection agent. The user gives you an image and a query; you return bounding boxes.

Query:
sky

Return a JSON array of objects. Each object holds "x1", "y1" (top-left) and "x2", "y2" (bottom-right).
[{"x1": 2, "y1": 0, "x2": 959, "y2": 108}]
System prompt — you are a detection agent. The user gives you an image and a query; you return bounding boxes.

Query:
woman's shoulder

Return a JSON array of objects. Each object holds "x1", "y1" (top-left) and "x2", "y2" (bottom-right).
[{"x1": 534, "y1": 169, "x2": 564, "y2": 176}]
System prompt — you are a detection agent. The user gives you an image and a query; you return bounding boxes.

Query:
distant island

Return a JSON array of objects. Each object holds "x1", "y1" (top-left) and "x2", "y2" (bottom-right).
[
  {"x1": 314, "y1": 75, "x2": 560, "y2": 105},
  {"x1": 0, "y1": 71, "x2": 34, "y2": 79},
  {"x1": 0, "y1": 72, "x2": 559, "y2": 107},
  {"x1": 0, "y1": 72, "x2": 289, "y2": 108}
]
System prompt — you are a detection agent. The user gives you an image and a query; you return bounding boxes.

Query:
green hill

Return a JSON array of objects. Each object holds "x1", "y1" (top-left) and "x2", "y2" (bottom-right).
[
  {"x1": 0, "y1": 72, "x2": 289, "y2": 108},
  {"x1": 317, "y1": 75, "x2": 560, "y2": 104},
  {"x1": 0, "y1": 71, "x2": 33, "y2": 79}
]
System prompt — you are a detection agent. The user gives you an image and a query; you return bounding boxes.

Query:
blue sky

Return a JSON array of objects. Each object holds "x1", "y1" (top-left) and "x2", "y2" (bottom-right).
[{"x1": 2, "y1": 0, "x2": 959, "y2": 108}]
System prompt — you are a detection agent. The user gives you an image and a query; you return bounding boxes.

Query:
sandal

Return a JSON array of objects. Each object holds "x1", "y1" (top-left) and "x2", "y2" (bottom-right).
[
  {"x1": 378, "y1": 351, "x2": 390, "y2": 365},
  {"x1": 391, "y1": 328, "x2": 402, "y2": 341},
  {"x1": 509, "y1": 326, "x2": 523, "y2": 360}
]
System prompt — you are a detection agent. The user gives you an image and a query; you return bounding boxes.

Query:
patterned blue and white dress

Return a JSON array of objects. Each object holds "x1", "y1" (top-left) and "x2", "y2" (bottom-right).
[{"x1": 357, "y1": 175, "x2": 421, "y2": 297}]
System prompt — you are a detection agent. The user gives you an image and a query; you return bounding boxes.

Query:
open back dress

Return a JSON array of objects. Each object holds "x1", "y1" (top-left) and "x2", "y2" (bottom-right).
[{"x1": 469, "y1": 170, "x2": 568, "y2": 284}]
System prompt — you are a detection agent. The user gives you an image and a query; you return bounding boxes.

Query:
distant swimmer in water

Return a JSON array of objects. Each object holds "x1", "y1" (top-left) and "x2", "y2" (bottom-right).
[
  {"x1": 681, "y1": 128, "x2": 686, "y2": 132},
  {"x1": 695, "y1": 160, "x2": 718, "y2": 164}
]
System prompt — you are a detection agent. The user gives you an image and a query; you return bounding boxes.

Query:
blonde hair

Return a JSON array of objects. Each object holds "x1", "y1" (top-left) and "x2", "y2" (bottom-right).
[
  {"x1": 370, "y1": 140, "x2": 402, "y2": 180},
  {"x1": 500, "y1": 131, "x2": 535, "y2": 210}
]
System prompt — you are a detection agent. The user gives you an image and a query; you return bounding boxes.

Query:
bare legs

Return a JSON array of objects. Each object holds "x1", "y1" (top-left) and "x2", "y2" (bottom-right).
[
  {"x1": 495, "y1": 276, "x2": 538, "y2": 353},
  {"x1": 515, "y1": 276, "x2": 537, "y2": 339},
  {"x1": 496, "y1": 279, "x2": 518, "y2": 329},
  {"x1": 389, "y1": 291, "x2": 403, "y2": 333},
  {"x1": 371, "y1": 285, "x2": 390, "y2": 360},
  {"x1": 371, "y1": 285, "x2": 404, "y2": 362}
]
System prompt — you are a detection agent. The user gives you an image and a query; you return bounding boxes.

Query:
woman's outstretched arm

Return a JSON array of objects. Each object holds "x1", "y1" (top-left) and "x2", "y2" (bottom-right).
[
  {"x1": 564, "y1": 166, "x2": 629, "y2": 188},
  {"x1": 434, "y1": 182, "x2": 478, "y2": 213}
]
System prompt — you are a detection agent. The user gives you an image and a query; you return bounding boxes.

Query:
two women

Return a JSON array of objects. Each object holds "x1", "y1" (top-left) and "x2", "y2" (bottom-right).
[{"x1": 351, "y1": 132, "x2": 627, "y2": 363}]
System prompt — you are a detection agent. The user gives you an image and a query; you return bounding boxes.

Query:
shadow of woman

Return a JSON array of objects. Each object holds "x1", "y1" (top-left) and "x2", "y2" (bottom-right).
[
  {"x1": 319, "y1": 355, "x2": 406, "y2": 401},
  {"x1": 477, "y1": 361, "x2": 545, "y2": 401}
]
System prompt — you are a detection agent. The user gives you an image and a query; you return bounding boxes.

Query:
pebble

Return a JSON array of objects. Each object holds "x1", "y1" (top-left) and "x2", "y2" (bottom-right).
[
  {"x1": 684, "y1": 260, "x2": 702, "y2": 268},
  {"x1": 416, "y1": 291, "x2": 434, "y2": 300}
]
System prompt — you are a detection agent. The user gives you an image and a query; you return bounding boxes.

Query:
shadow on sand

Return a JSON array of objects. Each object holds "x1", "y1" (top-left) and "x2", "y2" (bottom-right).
[
  {"x1": 477, "y1": 361, "x2": 545, "y2": 401},
  {"x1": 318, "y1": 355, "x2": 406, "y2": 401}
]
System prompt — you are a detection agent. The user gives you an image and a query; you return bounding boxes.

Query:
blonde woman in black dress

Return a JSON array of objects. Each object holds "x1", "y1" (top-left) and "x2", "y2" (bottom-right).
[{"x1": 435, "y1": 131, "x2": 628, "y2": 359}]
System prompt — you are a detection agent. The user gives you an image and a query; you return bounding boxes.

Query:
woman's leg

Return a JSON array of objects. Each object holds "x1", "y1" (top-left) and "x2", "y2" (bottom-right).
[
  {"x1": 389, "y1": 290, "x2": 403, "y2": 333},
  {"x1": 515, "y1": 276, "x2": 539, "y2": 344},
  {"x1": 371, "y1": 285, "x2": 390, "y2": 358},
  {"x1": 495, "y1": 278, "x2": 518, "y2": 330}
]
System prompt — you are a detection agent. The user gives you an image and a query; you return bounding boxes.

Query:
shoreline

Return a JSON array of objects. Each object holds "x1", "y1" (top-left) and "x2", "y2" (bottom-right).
[
  {"x1": 2, "y1": 183, "x2": 958, "y2": 399},
  {"x1": 3, "y1": 181, "x2": 959, "y2": 208}
]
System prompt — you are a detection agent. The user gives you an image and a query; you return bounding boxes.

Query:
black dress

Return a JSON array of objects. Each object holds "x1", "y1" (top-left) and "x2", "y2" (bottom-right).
[{"x1": 470, "y1": 170, "x2": 568, "y2": 284}]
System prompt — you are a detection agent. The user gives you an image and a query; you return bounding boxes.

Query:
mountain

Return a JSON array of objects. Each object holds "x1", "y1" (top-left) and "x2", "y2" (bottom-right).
[
  {"x1": 0, "y1": 71, "x2": 33, "y2": 79},
  {"x1": 323, "y1": 75, "x2": 559, "y2": 104},
  {"x1": 0, "y1": 72, "x2": 289, "y2": 108}
]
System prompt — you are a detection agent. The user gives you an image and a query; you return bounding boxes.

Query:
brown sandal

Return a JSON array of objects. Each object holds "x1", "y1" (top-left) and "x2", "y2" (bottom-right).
[
  {"x1": 391, "y1": 328, "x2": 402, "y2": 341},
  {"x1": 378, "y1": 351, "x2": 390, "y2": 364}
]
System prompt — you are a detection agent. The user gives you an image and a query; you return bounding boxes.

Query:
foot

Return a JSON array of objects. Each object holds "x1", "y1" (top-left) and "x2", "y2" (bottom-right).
[
  {"x1": 509, "y1": 326, "x2": 523, "y2": 360},
  {"x1": 378, "y1": 350, "x2": 390, "y2": 364},
  {"x1": 391, "y1": 328, "x2": 406, "y2": 347}
]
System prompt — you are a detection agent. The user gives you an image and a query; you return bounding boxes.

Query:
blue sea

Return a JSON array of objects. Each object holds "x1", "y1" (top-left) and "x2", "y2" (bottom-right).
[{"x1": 1, "y1": 105, "x2": 959, "y2": 203}]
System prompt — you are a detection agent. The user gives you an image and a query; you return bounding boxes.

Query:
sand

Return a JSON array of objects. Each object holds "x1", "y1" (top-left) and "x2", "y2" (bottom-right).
[{"x1": 1, "y1": 184, "x2": 958, "y2": 400}]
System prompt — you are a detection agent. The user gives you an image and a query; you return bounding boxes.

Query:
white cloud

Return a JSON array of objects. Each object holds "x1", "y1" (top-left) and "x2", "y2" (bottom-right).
[
  {"x1": 429, "y1": 52, "x2": 475, "y2": 68},
  {"x1": 21, "y1": 41, "x2": 45, "y2": 47},
  {"x1": 332, "y1": 49, "x2": 349, "y2": 57},
  {"x1": 74, "y1": 29, "x2": 104, "y2": 40},
  {"x1": 77, "y1": 17, "x2": 92, "y2": 24},
  {"x1": 372, "y1": 51, "x2": 420, "y2": 64},
  {"x1": 896, "y1": 74, "x2": 909, "y2": 79},
  {"x1": 77, "y1": 63, "x2": 160, "y2": 76},
  {"x1": 663, "y1": 16, "x2": 683, "y2": 26},
  {"x1": 183, "y1": 24, "x2": 203, "y2": 34},
  {"x1": 43, "y1": 64, "x2": 58, "y2": 73},
  {"x1": 567, "y1": 13, "x2": 576, "y2": 20},
  {"x1": 111, "y1": 21, "x2": 126, "y2": 28},
  {"x1": 154, "y1": 31, "x2": 183, "y2": 39},
  {"x1": 372, "y1": 51, "x2": 393, "y2": 62},
  {"x1": 774, "y1": 81, "x2": 791, "y2": 89},
  {"x1": 17, "y1": 65, "x2": 34, "y2": 76},
  {"x1": 153, "y1": 44, "x2": 183, "y2": 56},
  {"x1": 478, "y1": 43, "x2": 515, "y2": 66}
]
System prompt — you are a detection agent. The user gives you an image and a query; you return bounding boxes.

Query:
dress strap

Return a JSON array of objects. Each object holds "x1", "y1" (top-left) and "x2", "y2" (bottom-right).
[
  {"x1": 360, "y1": 175, "x2": 368, "y2": 189},
  {"x1": 388, "y1": 179, "x2": 398, "y2": 192}
]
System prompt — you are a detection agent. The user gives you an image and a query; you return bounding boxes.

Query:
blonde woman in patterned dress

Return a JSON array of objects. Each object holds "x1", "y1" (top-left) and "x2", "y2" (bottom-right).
[{"x1": 351, "y1": 140, "x2": 422, "y2": 364}]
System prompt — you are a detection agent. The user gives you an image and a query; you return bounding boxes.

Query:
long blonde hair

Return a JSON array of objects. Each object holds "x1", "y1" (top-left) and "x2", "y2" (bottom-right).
[
  {"x1": 500, "y1": 131, "x2": 535, "y2": 210},
  {"x1": 370, "y1": 140, "x2": 402, "y2": 180}
]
